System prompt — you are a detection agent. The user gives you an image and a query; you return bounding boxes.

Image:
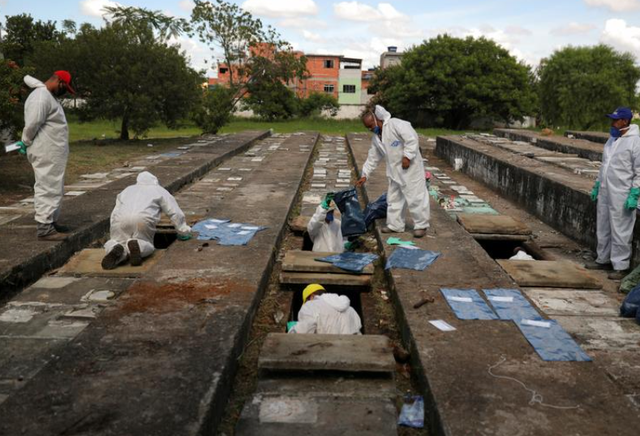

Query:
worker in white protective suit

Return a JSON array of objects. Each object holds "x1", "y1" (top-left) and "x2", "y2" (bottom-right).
[
  {"x1": 20, "y1": 71, "x2": 75, "y2": 240},
  {"x1": 101, "y1": 171, "x2": 192, "y2": 270},
  {"x1": 585, "y1": 107, "x2": 640, "y2": 280},
  {"x1": 356, "y1": 105, "x2": 430, "y2": 238},
  {"x1": 288, "y1": 284, "x2": 362, "y2": 334},
  {"x1": 307, "y1": 194, "x2": 344, "y2": 253}
]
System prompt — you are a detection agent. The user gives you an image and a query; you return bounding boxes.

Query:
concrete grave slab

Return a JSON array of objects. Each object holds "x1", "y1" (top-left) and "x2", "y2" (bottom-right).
[
  {"x1": 0, "y1": 337, "x2": 66, "y2": 380},
  {"x1": 27, "y1": 277, "x2": 80, "y2": 289},
  {"x1": 280, "y1": 271, "x2": 371, "y2": 286},
  {"x1": 256, "y1": 375, "x2": 395, "y2": 400},
  {"x1": 14, "y1": 278, "x2": 132, "y2": 305},
  {"x1": 258, "y1": 333, "x2": 394, "y2": 373},
  {"x1": 457, "y1": 213, "x2": 531, "y2": 235},
  {"x1": 523, "y1": 288, "x2": 619, "y2": 316},
  {"x1": 57, "y1": 249, "x2": 166, "y2": 277},
  {"x1": 282, "y1": 250, "x2": 374, "y2": 274},
  {"x1": 497, "y1": 260, "x2": 601, "y2": 289},
  {"x1": 555, "y1": 316, "x2": 640, "y2": 351}
]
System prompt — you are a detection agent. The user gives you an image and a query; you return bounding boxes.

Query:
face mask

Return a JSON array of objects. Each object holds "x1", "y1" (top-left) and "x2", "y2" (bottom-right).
[
  {"x1": 373, "y1": 125, "x2": 381, "y2": 135},
  {"x1": 325, "y1": 210, "x2": 334, "y2": 223},
  {"x1": 610, "y1": 125, "x2": 630, "y2": 138}
]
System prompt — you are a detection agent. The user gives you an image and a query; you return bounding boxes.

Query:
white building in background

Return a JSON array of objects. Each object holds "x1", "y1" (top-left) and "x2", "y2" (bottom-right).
[{"x1": 380, "y1": 46, "x2": 403, "y2": 69}]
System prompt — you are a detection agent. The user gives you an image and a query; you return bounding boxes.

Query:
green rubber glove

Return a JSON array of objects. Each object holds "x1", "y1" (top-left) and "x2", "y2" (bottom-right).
[
  {"x1": 624, "y1": 187, "x2": 640, "y2": 210},
  {"x1": 17, "y1": 141, "x2": 27, "y2": 155},
  {"x1": 321, "y1": 192, "x2": 335, "y2": 210},
  {"x1": 177, "y1": 233, "x2": 192, "y2": 241},
  {"x1": 590, "y1": 181, "x2": 600, "y2": 202}
]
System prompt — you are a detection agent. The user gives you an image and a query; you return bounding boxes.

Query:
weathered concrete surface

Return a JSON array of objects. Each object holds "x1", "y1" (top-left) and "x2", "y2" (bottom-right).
[
  {"x1": 457, "y1": 213, "x2": 531, "y2": 235},
  {"x1": 57, "y1": 248, "x2": 166, "y2": 277},
  {"x1": 494, "y1": 128, "x2": 604, "y2": 161},
  {"x1": 565, "y1": 130, "x2": 609, "y2": 144},
  {"x1": 497, "y1": 259, "x2": 601, "y2": 289},
  {"x1": 0, "y1": 133, "x2": 317, "y2": 436},
  {"x1": 280, "y1": 271, "x2": 372, "y2": 286},
  {"x1": 0, "y1": 130, "x2": 270, "y2": 298},
  {"x1": 282, "y1": 250, "x2": 374, "y2": 274},
  {"x1": 258, "y1": 333, "x2": 394, "y2": 373},
  {"x1": 348, "y1": 132, "x2": 640, "y2": 436}
]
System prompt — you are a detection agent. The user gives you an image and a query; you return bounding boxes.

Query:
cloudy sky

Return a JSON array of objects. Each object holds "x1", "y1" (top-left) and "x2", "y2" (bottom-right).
[{"x1": 3, "y1": 0, "x2": 640, "y2": 75}]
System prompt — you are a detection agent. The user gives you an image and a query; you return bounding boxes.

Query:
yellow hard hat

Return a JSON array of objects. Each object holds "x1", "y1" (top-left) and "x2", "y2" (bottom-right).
[{"x1": 302, "y1": 284, "x2": 325, "y2": 303}]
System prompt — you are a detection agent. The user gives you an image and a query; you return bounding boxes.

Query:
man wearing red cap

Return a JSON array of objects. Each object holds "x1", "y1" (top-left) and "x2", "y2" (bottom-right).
[{"x1": 20, "y1": 71, "x2": 75, "y2": 240}]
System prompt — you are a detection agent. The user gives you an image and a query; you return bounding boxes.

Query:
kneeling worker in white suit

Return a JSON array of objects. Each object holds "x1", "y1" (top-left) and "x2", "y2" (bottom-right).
[
  {"x1": 102, "y1": 171, "x2": 192, "y2": 270},
  {"x1": 289, "y1": 284, "x2": 362, "y2": 335},
  {"x1": 356, "y1": 105, "x2": 430, "y2": 238},
  {"x1": 307, "y1": 194, "x2": 344, "y2": 253}
]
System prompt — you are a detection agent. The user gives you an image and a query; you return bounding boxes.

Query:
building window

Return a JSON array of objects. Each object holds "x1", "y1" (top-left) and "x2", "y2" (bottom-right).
[
  {"x1": 343, "y1": 84, "x2": 356, "y2": 94},
  {"x1": 367, "y1": 87, "x2": 375, "y2": 95},
  {"x1": 324, "y1": 59, "x2": 334, "y2": 68},
  {"x1": 219, "y1": 67, "x2": 228, "y2": 74},
  {"x1": 324, "y1": 84, "x2": 335, "y2": 93}
]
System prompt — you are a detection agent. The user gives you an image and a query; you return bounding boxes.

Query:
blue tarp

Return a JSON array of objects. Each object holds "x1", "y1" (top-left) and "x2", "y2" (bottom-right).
[
  {"x1": 385, "y1": 248, "x2": 441, "y2": 271},
  {"x1": 316, "y1": 252, "x2": 379, "y2": 273},
  {"x1": 333, "y1": 188, "x2": 367, "y2": 237},
  {"x1": 620, "y1": 285, "x2": 640, "y2": 318},
  {"x1": 193, "y1": 218, "x2": 266, "y2": 245},
  {"x1": 515, "y1": 319, "x2": 592, "y2": 362},
  {"x1": 441, "y1": 288, "x2": 498, "y2": 320},
  {"x1": 482, "y1": 288, "x2": 543, "y2": 321}
]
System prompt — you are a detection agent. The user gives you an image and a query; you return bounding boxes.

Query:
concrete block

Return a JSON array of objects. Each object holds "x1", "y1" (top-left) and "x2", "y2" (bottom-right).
[
  {"x1": 57, "y1": 249, "x2": 166, "y2": 277},
  {"x1": 256, "y1": 375, "x2": 395, "y2": 399},
  {"x1": 457, "y1": 214, "x2": 531, "y2": 235},
  {"x1": 282, "y1": 250, "x2": 373, "y2": 274},
  {"x1": 280, "y1": 272, "x2": 371, "y2": 286},
  {"x1": 497, "y1": 260, "x2": 601, "y2": 289},
  {"x1": 30, "y1": 277, "x2": 80, "y2": 289},
  {"x1": 258, "y1": 333, "x2": 394, "y2": 373},
  {"x1": 289, "y1": 216, "x2": 310, "y2": 234},
  {"x1": 523, "y1": 288, "x2": 619, "y2": 316}
]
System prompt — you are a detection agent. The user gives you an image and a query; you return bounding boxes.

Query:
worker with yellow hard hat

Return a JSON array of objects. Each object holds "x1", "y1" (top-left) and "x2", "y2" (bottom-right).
[{"x1": 289, "y1": 284, "x2": 362, "y2": 335}]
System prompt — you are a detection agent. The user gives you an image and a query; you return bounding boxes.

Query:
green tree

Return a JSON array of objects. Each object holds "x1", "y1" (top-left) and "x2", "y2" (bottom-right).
[
  {"x1": 245, "y1": 80, "x2": 298, "y2": 121},
  {"x1": 0, "y1": 14, "x2": 62, "y2": 66},
  {"x1": 537, "y1": 45, "x2": 640, "y2": 130},
  {"x1": 370, "y1": 34, "x2": 536, "y2": 129},
  {"x1": 192, "y1": 86, "x2": 235, "y2": 134},
  {"x1": 0, "y1": 60, "x2": 34, "y2": 136},
  {"x1": 297, "y1": 92, "x2": 339, "y2": 118}
]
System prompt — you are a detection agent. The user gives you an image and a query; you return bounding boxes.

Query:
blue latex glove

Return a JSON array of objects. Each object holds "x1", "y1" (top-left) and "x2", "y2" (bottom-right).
[
  {"x1": 624, "y1": 187, "x2": 640, "y2": 210},
  {"x1": 177, "y1": 233, "x2": 192, "y2": 241},
  {"x1": 590, "y1": 181, "x2": 600, "y2": 202},
  {"x1": 17, "y1": 141, "x2": 27, "y2": 155}
]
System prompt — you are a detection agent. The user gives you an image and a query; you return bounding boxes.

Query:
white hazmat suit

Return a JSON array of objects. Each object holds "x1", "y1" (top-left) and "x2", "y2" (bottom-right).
[
  {"x1": 104, "y1": 172, "x2": 191, "y2": 265},
  {"x1": 307, "y1": 205, "x2": 344, "y2": 253},
  {"x1": 289, "y1": 293, "x2": 362, "y2": 335},
  {"x1": 596, "y1": 124, "x2": 640, "y2": 271},
  {"x1": 361, "y1": 106, "x2": 430, "y2": 232},
  {"x1": 22, "y1": 75, "x2": 69, "y2": 227}
]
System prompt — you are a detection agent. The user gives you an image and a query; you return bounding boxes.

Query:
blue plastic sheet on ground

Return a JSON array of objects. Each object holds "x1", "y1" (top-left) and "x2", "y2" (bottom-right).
[
  {"x1": 363, "y1": 192, "x2": 387, "y2": 228},
  {"x1": 333, "y1": 188, "x2": 367, "y2": 237},
  {"x1": 515, "y1": 319, "x2": 592, "y2": 362},
  {"x1": 482, "y1": 288, "x2": 543, "y2": 321},
  {"x1": 193, "y1": 218, "x2": 266, "y2": 246},
  {"x1": 316, "y1": 252, "x2": 379, "y2": 273},
  {"x1": 620, "y1": 285, "x2": 640, "y2": 318},
  {"x1": 398, "y1": 396, "x2": 424, "y2": 428},
  {"x1": 385, "y1": 247, "x2": 440, "y2": 271},
  {"x1": 441, "y1": 289, "x2": 498, "y2": 320}
]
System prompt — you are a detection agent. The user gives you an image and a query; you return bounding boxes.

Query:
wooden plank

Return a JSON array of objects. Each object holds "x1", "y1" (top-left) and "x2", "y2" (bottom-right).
[
  {"x1": 457, "y1": 214, "x2": 531, "y2": 235},
  {"x1": 280, "y1": 272, "x2": 371, "y2": 286},
  {"x1": 471, "y1": 233, "x2": 530, "y2": 242},
  {"x1": 496, "y1": 260, "x2": 601, "y2": 289},
  {"x1": 57, "y1": 249, "x2": 165, "y2": 277},
  {"x1": 289, "y1": 216, "x2": 310, "y2": 234},
  {"x1": 258, "y1": 333, "x2": 394, "y2": 373},
  {"x1": 282, "y1": 250, "x2": 374, "y2": 275}
]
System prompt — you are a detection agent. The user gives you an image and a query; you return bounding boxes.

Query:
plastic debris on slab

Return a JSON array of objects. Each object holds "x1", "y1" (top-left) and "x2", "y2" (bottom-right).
[
  {"x1": 385, "y1": 247, "x2": 441, "y2": 271},
  {"x1": 482, "y1": 288, "x2": 543, "y2": 321},
  {"x1": 316, "y1": 252, "x2": 378, "y2": 273},
  {"x1": 398, "y1": 396, "x2": 424, "y2": 428},
  {"x1": 516, "y1": 319, "x2": 592, "y2": 362},
  {"x1": 193, "y1": 218, "x2": 266, "y2": 245},
  {"x1": 441, "y1": 288, "x2": 498, "y2": 320},
  {"x1": 386, "y1": 237, "x2": 416, "y2": 247}
]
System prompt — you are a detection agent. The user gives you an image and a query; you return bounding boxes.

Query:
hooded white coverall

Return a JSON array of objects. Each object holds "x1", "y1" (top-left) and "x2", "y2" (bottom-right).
[
  {"x1": 307, "y1": 205, "x2": 344, "y2": 253},
  {"x1": 596, "y1": 124, "x2": 640, "y2": 271},
  {"x1": 361, "y1": 106, "x2": 430, "y2": 232},
  {"x1": 289, "y1": 293, "x2": 362, "y2": 334},
  {"x1": 22, "y1": 75, "x2": 69, "y2": 225},
  {"x1": 104, "y1": 172, "x2": 191, "y2": 265}
]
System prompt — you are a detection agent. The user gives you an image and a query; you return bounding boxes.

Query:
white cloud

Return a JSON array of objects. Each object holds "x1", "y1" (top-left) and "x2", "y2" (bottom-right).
[
  {"x1": 178, "y1": 0, "x2": 194, "y2": 13},
  {"x1": 302, "y1": 30, "x2": 323, "y2": 42},
  {"x1": 169, "y1": 35, "x2": 216, "y2": 75},
  {"x1": 277, "y1": 17, "x2": 327, "y2": 29},
  {"x1": 601, "y1": 18, "x2": 640, "y2": 58},
  {"x1": 505, "y1": 26, "x2": 532, "y2": 36},
  {"x1": 550, "y1": 22, "x2": 597, "y2": 36},
  {"x1": 333, "y1": 2, "x2": 407, "y2": 22},
  {"x1": 80, "y1": 0, "x2": 120, "y2": 18},
  {"x1": 242, "y1": 0, "x2": 318, "y2": 18},
  {"x1": 584, "y1": 0, "x2": 640, "y2": 12}
]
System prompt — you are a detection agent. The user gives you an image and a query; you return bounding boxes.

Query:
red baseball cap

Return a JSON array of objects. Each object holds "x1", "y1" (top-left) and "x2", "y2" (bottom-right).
[{"x1": 54, "y1": 70, "x2": 75, "y2": 95}]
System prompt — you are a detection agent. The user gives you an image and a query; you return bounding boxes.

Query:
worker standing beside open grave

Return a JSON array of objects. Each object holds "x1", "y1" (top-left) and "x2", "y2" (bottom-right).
[
  {"x1": 356, "y1": 105, "x2": 430, "y2": 238},
  {"x1": 586, "y1": 107, "x2": 640, "y2": 280},
  {"x1": 20, "y1": 71, "x2": 74, "y2": 241},
  {"x1": 307, "y1": 193, "x2": 344, "y2": 252},
  {"x1": 289, "y1": 284, "x2": 362, "y2": 334},
  {"x1": 101, "y1": 171, "x2": 192, "y2": 270}
]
